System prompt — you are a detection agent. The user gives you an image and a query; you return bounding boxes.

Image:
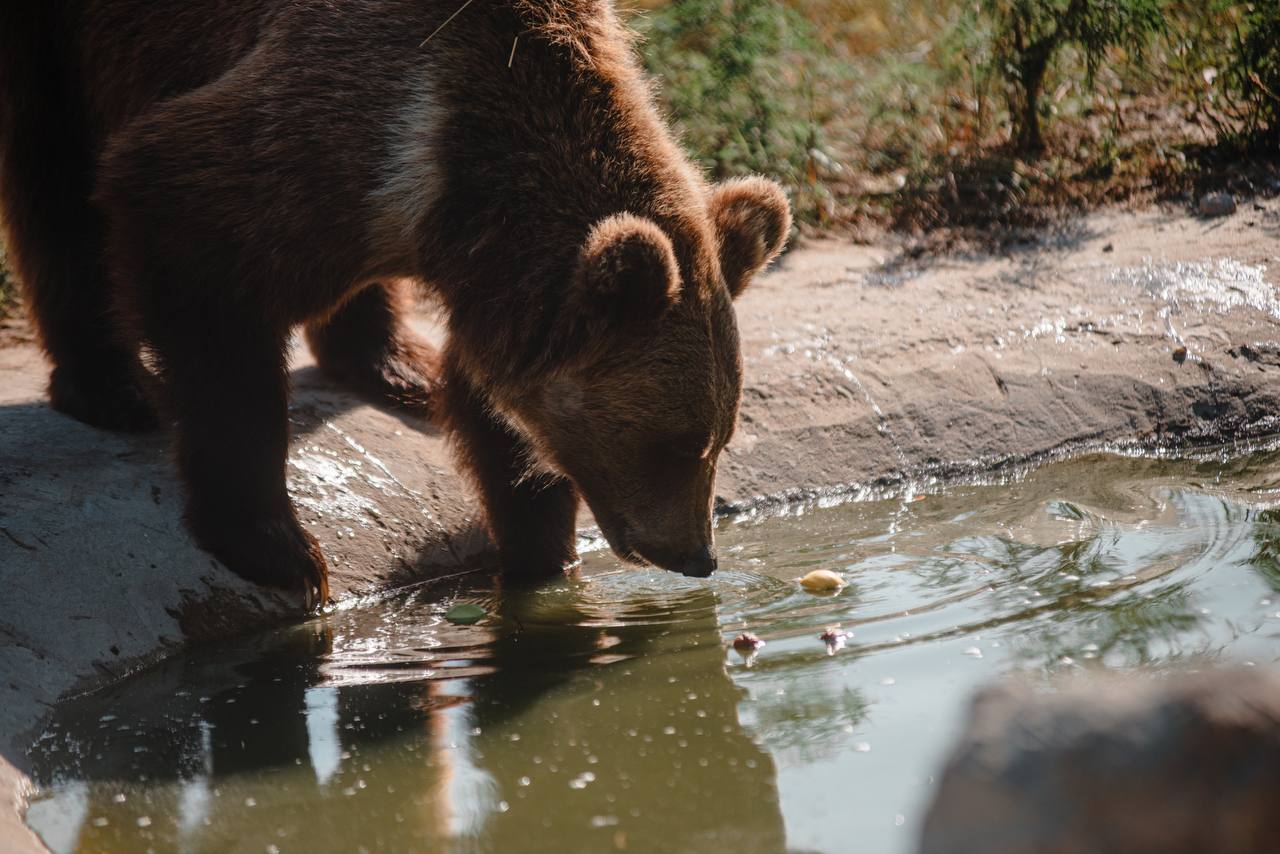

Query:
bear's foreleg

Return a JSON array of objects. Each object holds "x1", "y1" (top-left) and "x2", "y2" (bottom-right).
[
  {"x1": 305, "y1": 280, "x2": 440, "y2": 413},
  {"x1": 147, "y1": 305, "x2": 329, "y2": 607},
  {"x1": 442, "y1": 363, "x2": 580, "y2": 580}
]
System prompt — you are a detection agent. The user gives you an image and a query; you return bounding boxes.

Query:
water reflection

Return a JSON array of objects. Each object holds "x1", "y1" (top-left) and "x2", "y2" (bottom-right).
[
  {"x1": 27, "y1": 578, "x2": 784, "y2": 853},
  {"x1": 467, "y1": 587, "x2": 784, "y2": 853},
  {"x1": 25, "y1": 448, "x2": 1280, "y2": 853},
  {"x1": 1248, "y1": 509, "x2": 1280, "y2": 592}
]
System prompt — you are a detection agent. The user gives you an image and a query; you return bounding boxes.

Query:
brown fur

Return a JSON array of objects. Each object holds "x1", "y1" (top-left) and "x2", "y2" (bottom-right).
[
  {"x1": 306, "y1": 280, "x2": 440, "y2": 412},
  {"x1": 0, "y1": 1, "x2": 790, "y2": 603}
]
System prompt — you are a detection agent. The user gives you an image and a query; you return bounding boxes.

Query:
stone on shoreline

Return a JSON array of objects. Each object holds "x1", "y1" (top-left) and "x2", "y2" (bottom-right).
[
  {"x1": 918, "y1": 667, "x2": 1280, "y2": 854},
  {"x1": 1198, "y1": 191, "x2": 1237, "y2": 218}
]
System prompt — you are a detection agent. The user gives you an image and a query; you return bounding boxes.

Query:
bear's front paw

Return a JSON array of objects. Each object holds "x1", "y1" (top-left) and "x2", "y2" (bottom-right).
[
  {"x1": 190, "y1": 511, "x2": 330, "y2": 611},
  {"x1": 498, "y1": 549, "x2": 582, "y2": 587}
]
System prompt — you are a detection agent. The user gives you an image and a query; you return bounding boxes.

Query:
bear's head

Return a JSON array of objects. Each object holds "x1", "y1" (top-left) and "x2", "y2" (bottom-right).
[{"x1": 494, "y1": 177, "x2": 790, "y2": 577}]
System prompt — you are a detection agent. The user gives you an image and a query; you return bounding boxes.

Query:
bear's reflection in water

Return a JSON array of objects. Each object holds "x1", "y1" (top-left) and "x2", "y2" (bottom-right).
[{"x1": 27, "y1": 578, "x2": 785, "y2": 853}]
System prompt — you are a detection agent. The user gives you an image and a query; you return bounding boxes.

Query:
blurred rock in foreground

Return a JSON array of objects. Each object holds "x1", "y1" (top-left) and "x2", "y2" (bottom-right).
[{"x1": 919, "y1": 667, "x2": 1280, "y2": 854}]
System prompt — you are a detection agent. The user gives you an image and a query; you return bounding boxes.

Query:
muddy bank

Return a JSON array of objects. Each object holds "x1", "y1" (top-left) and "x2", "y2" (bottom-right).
[{"x1": 3, "y1": 198, "x2": 1280, "y2": 849}]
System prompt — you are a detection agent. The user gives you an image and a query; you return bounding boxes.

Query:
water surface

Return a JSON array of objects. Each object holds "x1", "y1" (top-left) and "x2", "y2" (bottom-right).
[{"x1": 26, "y1": 449, "x2": 1280, "y2": 853}]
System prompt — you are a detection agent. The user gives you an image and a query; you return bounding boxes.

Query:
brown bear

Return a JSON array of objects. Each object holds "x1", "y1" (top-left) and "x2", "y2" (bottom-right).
[{"x1": 0, "y1": 1, "x2": 790, "y2": 607}]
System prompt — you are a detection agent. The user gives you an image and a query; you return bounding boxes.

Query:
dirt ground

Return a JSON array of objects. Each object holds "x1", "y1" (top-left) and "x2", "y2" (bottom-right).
[{"x1": 3, "y1": 197, "x2": 1280, "y2": 850}]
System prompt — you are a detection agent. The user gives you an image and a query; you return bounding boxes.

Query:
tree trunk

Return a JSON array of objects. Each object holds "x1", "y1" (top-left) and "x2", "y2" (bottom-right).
[{"x1": 1014, "y1": 46, "x2": 1052, "y2": 153}]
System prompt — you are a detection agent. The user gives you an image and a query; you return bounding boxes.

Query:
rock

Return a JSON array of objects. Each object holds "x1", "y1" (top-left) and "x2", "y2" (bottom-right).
[
  {"x1": 1198, "y1": 192, "x2": 1237, "y2": 218},
  {"x1": 918, "y1": 667, "x2": 1280, "y2": 854}
]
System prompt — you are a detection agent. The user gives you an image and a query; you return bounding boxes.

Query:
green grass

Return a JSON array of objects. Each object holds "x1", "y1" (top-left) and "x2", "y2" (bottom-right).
[{"x1": 632, "y1": 0, "x2": 843, "y2": 222}]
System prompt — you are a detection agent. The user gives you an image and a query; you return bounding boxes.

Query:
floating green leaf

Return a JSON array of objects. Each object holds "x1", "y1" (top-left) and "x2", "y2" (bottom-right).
[{"x1": 444, "y1": 603, "x2": 486, "y2": 625}]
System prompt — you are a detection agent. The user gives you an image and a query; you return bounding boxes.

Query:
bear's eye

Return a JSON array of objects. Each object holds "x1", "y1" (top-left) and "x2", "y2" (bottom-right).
[{"x1": 663, "y1": 431, "x2": 713, "y2": 461}]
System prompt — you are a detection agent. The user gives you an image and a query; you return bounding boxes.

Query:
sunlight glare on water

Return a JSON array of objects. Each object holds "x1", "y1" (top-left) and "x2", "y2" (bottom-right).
[{"x1": 25, "y1": 449, "x2": 1280, "y2": 854}]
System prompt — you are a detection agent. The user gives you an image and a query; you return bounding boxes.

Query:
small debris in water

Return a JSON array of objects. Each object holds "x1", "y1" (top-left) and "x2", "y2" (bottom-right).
[
  {"x1": 854, "y1": 742, "x2": 871, "y2": 753},
  {"x1": 1172, "y1": 345, "x2": 1188, "y2": 363},
  {"x1": 963, "y1": 646, "x2": 983, "y2": 659},
  {"x1": 732, "y1": 632, "x2": 764, "y2": 653},
  {"x1": 445, "y1": 603, "x2": 487, "y2": 625},
  {"x1": 799, "y1": 569, "x2": 846, "y2": 593},
  {"x1": 820, "y1": 626, "x2": 848, "y2": 654}
]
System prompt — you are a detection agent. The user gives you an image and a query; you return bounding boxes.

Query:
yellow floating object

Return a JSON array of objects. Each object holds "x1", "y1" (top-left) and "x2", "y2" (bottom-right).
[{"x1": 799, "y1": 569, "x2": 846, "y2": 593}]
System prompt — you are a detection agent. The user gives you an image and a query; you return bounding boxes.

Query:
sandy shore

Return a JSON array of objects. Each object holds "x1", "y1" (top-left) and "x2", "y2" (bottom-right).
[{"x1": 3, "y1": 198, "x2": 1280, "y2": 849}]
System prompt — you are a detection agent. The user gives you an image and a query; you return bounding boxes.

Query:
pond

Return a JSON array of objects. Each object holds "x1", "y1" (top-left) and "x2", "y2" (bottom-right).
[{"x1": 25, "y1": 448, "x2": 1280, "y2": 853}]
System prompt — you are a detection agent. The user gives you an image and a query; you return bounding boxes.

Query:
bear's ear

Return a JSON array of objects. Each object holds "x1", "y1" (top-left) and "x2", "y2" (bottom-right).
[
  {"x1": 567, "y1": 213, "x2": 681, "y2": 344},
  {"x1": 709, "y1": 177, "x2": 791, "y2": 299}
]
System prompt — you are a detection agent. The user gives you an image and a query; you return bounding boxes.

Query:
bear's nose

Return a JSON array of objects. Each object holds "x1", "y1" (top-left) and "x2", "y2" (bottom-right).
[{"x1": 680, "y1": 545, "x2": 718, "y2": 578}]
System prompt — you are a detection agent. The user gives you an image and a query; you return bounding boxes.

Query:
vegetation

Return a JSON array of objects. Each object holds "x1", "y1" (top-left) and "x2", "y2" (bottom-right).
[
  {"x1": 0, "y1": 243, "x2": 12, "y2": 318},
  {"x1": 634, "y1": 0, "x2": 840, "y2": 219},
  {"x1": 633, "y1": 0, "x2": 1280, "y2": 236},
  {"x1": 976, "y1": 0, "x2": 1164, "y2": 152},
  {"x1": 1220, "y1": 0, "x2": 1280, "y2": 147}
]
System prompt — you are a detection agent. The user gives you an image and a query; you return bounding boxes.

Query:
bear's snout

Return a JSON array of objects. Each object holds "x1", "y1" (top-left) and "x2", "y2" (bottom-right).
[
  {"x1": 679, "y1": 544, "x2": 718, "y2": 578},
  {"x1": 581, "y1": 478, "x2": 720, "y2": 579},
  {"x1": 628, "y1": 537, "x2": 719, "y2": 579}
]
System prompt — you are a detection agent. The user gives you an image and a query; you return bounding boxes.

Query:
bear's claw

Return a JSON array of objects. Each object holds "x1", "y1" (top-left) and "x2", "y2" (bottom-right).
[{"x1": 190, "y1": 512, "x2": 331, "y2": 612}]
